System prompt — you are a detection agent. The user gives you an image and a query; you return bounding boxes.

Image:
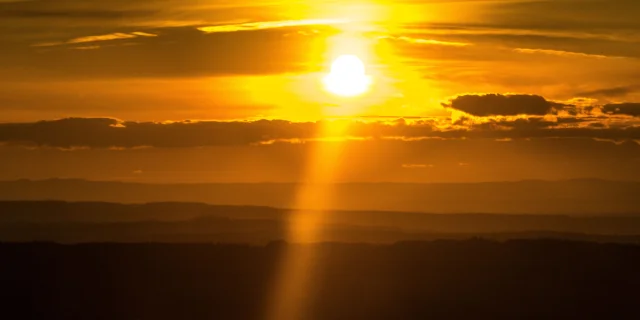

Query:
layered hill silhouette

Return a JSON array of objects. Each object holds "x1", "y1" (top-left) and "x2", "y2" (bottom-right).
[
  {"x1": 2, "y1": 201, "x2": 640, "y2": 244},
  {"x1": 1, "y1": 178, "x2": 639, "y2": 214}
]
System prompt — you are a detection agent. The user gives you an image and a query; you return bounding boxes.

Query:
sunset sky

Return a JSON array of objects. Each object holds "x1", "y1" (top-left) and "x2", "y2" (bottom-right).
[{"x1": 2, "y1": 0, "x2": 640, "y2": 182}]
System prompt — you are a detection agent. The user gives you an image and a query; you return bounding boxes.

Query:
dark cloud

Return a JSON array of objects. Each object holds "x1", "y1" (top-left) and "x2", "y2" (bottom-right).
[
  {"x1": 0, "y1": 9, "x2": 155, "y2": 19},
  {"x1": 484, "y1": 0, "x2": 640, "y2": 31},
  {"x1": 2, "y1": 108, "x2": 640, "y2": 148},
  {"x1": 443, "y1": 94, "x2": 564, "y2": 116},
  {"x1": 576, "y1": 86, "x2": 638, "y2": 99},
  {"x1": 0, "y1": 118, "x2": 315, "y2": 148},
  {"x1": 602, "y1": 103, "x2": 640, "y2": 117}
]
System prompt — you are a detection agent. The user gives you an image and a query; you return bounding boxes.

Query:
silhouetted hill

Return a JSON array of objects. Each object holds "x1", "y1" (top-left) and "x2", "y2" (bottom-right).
[
  {"x1": 1, "y1": 240, "x2": 639, "y2": 320},
  {"x1": 2, "y1": 201, "x2": 640, "y2": 244},
  {"x1": 1, "y1": 178, "x2": 639, "y2": 214}
]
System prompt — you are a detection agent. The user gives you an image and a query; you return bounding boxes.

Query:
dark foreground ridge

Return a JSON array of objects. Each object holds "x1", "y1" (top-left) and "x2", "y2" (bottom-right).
[{"x1": 1, "y1": 240, "x2": 639, "y2": 320}]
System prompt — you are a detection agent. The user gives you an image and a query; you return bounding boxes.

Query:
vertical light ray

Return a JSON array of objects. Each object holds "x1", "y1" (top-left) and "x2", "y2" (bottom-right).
[
  {"x1": 267, "y1": 20, "x2": 383, "y2": 320},
  {"x1": 266, "y1": 119, "x2": 350, "y2": 320}
]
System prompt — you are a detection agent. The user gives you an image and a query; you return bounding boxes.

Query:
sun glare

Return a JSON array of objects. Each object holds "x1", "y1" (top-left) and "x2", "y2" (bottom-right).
[{"x1": 323, "y1": 54, "x2": 371, "y2": 97}]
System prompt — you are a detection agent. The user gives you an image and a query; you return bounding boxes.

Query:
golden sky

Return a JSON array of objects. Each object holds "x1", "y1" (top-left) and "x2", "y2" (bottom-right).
[
  {"x1": 1, "y1": 0, "x2": 640, "y2": 182},
  {"x1": 2, "y1": 0, "x2": 640, "y2": 121},
  {"x1": 4, "y1": 4, "x2": 639, "y2": 318}
]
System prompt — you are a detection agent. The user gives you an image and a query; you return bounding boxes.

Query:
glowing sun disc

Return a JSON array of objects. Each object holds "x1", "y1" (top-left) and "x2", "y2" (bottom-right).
[{"x1": 323, "y1": 55, "x2": 371, "y2": 97}]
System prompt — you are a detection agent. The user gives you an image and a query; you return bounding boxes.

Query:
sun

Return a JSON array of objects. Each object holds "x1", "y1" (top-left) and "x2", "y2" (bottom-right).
[{"x1": 323, "y1": 55, "x2": 371, "y2": 97}]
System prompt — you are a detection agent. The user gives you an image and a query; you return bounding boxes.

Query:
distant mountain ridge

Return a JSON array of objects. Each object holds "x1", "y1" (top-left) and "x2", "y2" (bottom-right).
[
  {"x1": 1, "y1": 201, "x2": 640, "y2": 244},
  {"x1": 1, "y1": 178, "x2": 639, "y2": 215}
]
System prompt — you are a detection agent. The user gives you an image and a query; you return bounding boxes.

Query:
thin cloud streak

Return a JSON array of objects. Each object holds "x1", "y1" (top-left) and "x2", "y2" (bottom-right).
[
  {"x1": 513, "y1": 48, "x2": 611, "y2": 59},
  {"x1": 385, "y1": 35, "x2": 471, "y2": 47},
  {"x1": 33, "y1": 31, "x2": 157, "y2": 47},
  {"x1": 197, "y1": 19, "x2": 349, "y2": 34}
]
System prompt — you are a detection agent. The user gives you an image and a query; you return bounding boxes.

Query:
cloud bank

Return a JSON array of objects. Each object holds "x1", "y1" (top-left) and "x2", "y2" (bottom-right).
[{"x1": 1, "y1": 94, "x2": 640, "y2": 148}]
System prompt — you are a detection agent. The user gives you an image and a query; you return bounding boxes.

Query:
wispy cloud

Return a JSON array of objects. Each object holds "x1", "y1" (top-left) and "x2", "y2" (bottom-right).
[
  {"x1": 33, "y1": 31, "x2": 157, "y2": 47},
  {"x1": 513, "y1": 48, "x2": 611, "y2": 59},
  {"x1": 381, "y1": 35, "x2": 471, "y2": 47},
  {"x1": 72, "y1": 45, "x2": 101, "y2": 50},
  {"x1": 197, "y1": 19, "x2": 348, "y2": 33},
  {"x1": 130, "y1": 31, "x2": 157, "y2": 37},
  {"x1": 407, "y1": 25, "x2": 640, "y2": 43},
  {"x1": 402, "y1": 164, "x2": 435, "y2": 169},
  {"x1": 68, "y1": 33, "x2": 137, "y2": 44},
  {"x1": 395, "y1": 36, "x2": 470, "y2": 47}
]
